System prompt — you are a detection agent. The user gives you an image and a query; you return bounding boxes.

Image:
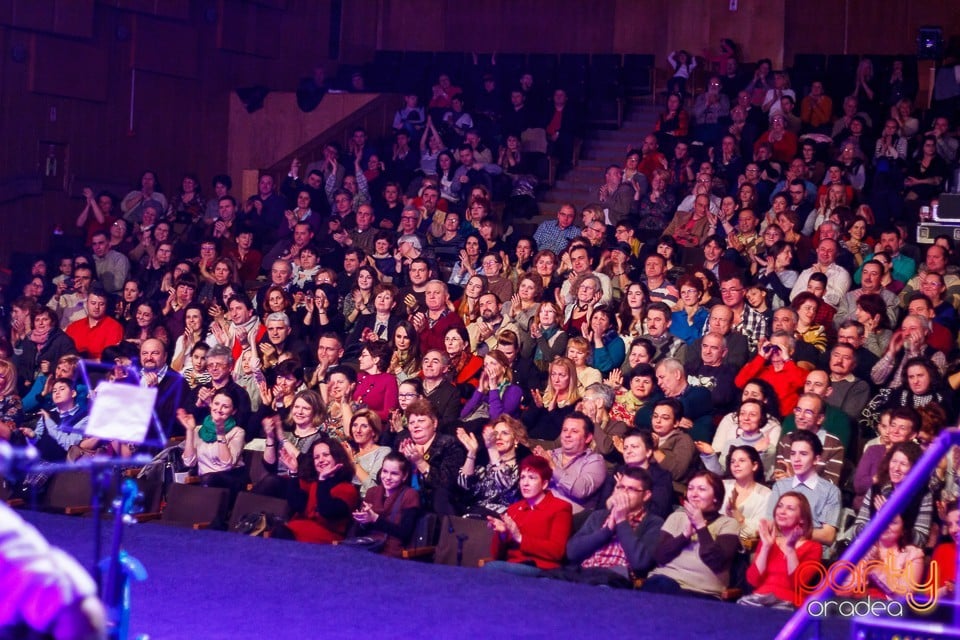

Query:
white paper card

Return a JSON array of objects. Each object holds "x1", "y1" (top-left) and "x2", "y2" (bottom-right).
[{"x1": 85, "y1": 382, "x2": 157, "y2": 444}]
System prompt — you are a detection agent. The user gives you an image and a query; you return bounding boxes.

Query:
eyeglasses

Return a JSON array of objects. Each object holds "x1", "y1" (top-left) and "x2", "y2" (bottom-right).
[
  {"x1": 398, "y1": 393, "x2": 419, "y2": 399},
  {"x1": 793, "y1": 408, "x2": 817, "y2": 418},
  {"x1": 401, "y1": 215, "x2": 418, "y2": 221}
]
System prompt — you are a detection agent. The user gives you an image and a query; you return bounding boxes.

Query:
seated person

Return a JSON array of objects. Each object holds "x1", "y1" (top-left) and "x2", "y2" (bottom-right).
[
  {"x1": 176, "y1": 389, "x2": 246, "y2": 497},
  {"x1": 697, "y1": 400, "x2": 777, "y2": 477},
  {"x1": 643, "y1": 302, "x2": 687, "y2": 364},
  {"x1": 280, "y1": 435, "x2": 360, "y2": 544},
  {"x1": 711, "y1": 379, "x2": 783, "y2": 477},
  {"x1": 531, "y1": 411, "x2": 606, "y2": 514},
  {"x1": 562, "y1": 467, "x2": 665, "y2": 586},
  {"x1": 256, "y1": 390, "x2": 324, "y2": 498},
  {"x1": 577, "y1": 382, "x2": 630, "y2": 466},
  {"x1": 646, "y1": 399, "x2": 697, "y2": 495},
  {"x1": 650, "y1": 359, "x2": 713, "y2": 443},
  {"x1": 22, "y1": 378, "x2": 91, "y2": 463},
  {"x1": 457, "y1": 416, "x2": 527, "y2": 516},
  {"x1": 853, "y1": 441, "x2": 933, "y2": 548},
  {"x1": 735, "y1": 332, "x2": 808, "y2": 417},
  {"x1": 739, "y1": 492, "x2": 823, "y2": 608},
  {"x1": 351, "y1": 452, "x2": 421, "y2": 558},
  {"x1": 397, "y1": 399, "x2": 465, "y2": 515},
  {"x1": 485, "y1": 455, "x2": 573, "y2": 574},
  {"x1": 718, "y1": 445, "x2": 772, "y2": 542},
  {"x1": 643, "y1": 471, "x2": 740, "y2": 598},
  {"x1": 840, "y1": 514, "x2": 924, "y2": 602},
  {"x1": 774, "y1": 393, "x2": 844, "y2": 487},
  {"x1": 599, "y1": 429, "x2": 674, "y2": 519},
  {"x1": 767, "y1": 430, "x2": 842, "y2": 546},
  {"x1": 932, "y1": 500, "x2": 958, "y2": 596},
  {"x1": 419, "y1": 350, "x2": 461, "y2": 434}
]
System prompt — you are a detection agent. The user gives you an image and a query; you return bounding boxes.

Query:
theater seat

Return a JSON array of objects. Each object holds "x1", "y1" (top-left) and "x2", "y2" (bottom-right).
[
  {"x1": 43, "y1": 470, "x2": 95, "y2": 515},
  {"x1": 228, "y1": 492, "x2": 289, "y2": 532},
  {"x1": 138, "y1": 483, "x2": 229, "y2": 529}
]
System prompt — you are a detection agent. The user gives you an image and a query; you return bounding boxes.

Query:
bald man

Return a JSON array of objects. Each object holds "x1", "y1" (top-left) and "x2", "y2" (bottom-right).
[{"x1": 139, "y1": 338, "x2": 189, "y2": 439}]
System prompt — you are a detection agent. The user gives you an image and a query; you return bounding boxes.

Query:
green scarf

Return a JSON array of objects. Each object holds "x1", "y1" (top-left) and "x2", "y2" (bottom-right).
[{"x1": 198, "y1": 415, "x2": 238, "y2": 443}]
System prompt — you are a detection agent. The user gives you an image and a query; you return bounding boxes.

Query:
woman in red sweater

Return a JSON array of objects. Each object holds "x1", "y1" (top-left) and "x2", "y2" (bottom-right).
[
  {"x1": 283, "y1": 435, "x2": 360, "y2": 544},
  {"x1": 485, "y1": 455, "x2": 573, "y2": 575},
  {"x1": 740, "y1": 491, "x2": 822, "y2": 608},
  {"x1": 734, "y1": 332, "x2": 808, "y2": 417}
]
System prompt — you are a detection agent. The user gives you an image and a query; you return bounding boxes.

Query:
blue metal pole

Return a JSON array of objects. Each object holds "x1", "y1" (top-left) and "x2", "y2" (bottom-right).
[{"x1": 776, "y1": 428, "x2": 960, "y2": 640}]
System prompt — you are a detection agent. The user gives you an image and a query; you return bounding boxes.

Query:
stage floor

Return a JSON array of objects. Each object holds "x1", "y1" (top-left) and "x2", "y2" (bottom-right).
[{"x1": 24, "y1": 511, "x2": 851, "y2": 640}]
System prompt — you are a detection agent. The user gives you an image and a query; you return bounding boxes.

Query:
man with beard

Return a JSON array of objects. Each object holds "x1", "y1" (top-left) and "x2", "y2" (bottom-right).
[{"x1": 138, "y1": 338, "x2": 188, "y2": 438}]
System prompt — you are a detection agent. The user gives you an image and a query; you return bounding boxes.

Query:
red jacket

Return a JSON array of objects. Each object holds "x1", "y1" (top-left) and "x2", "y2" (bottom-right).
[
  {"x1": 735, "y1": 355, "x2": 808, "y2": 417},
  {"x1": 490, "y1": 491, "x2": 573, "y2": 570}
]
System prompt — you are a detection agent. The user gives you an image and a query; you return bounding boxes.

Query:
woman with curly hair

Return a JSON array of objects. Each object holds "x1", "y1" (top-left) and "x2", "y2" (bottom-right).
[
  {"x1": 280, "y1": 435, "x2": 360, "y2": 544},
  {"x1": 791, "y1": 292, "x2": 829, "y2": 353}
]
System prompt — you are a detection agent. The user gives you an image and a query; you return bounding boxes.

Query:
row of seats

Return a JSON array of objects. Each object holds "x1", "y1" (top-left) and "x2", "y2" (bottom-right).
[
  {"x1": 362, "y1": 50, "x2": 656, "y2": 99},
  {"x1": 789, "y1": 52, "x2": 919, "y2": 99}
]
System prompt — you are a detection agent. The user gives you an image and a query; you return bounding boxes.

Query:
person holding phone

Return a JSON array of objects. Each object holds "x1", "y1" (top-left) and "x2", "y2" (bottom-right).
[{"x1": 734, "y1": 331, "x2": 808, "y2": 417}]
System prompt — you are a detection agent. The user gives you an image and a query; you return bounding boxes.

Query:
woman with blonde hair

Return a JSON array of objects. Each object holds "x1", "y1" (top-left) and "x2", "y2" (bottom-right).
[
  {"x1": 458, "y1": 415, "x2": 529, "y2": 516},
  {"x1": 461, "y1": 351, "x2": 523, "y2": 429},
  {"x1": 0, "y1": 359, "x2": 23, "y2": 441},
  {"x1": 525, "y1": 356, "x2": 581, "y2": 440}
]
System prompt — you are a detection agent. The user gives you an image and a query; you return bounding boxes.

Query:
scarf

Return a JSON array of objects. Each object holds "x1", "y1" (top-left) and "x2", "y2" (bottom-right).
[
  {"x1": 198, "y1": 414, "x2": 238, "y2": 443},
  {"x1": 30, "y1": 326, "x2": 51, "y2": 346},
  {"x1": 534, "y1": 325, "x2": 559, "y2": 363},
  {"x1": 231, "y1": 315, "x2": 261, "y2": 347}
]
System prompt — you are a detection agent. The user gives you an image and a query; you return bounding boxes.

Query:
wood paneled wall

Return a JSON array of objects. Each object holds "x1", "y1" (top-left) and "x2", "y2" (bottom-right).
[{"x1": 0, "y1": 0, "x2": 336, "y2": 264}]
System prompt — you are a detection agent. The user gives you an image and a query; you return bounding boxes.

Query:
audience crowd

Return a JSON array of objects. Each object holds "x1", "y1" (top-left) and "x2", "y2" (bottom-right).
[{"x1": 1, "y1": 46, "x2": 960, "y2": 608}]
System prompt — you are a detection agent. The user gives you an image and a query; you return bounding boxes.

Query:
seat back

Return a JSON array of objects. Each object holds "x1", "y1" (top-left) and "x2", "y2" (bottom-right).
[
  {"x1": 433, "y1": 515, "x2": 493, "y2": 568},
  {"x1": 520, "y1": 128, "x2": 548, "y2": 154},
  {"x1": 161, "y1": 483, "x2": 229, "y2": 527},
  {"x1": 228, "y1": 491, "x2": 290, "y2": 531},
  {"x1": 43, "y1": 470, "x2": 93, "y2": 511},
  {"x1": 242, "y1": 449, "x2": 269, "y2": 488}
]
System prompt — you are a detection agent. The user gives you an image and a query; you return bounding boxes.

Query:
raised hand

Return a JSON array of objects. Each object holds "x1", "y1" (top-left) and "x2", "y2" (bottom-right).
[
  {"x1": 758, "y1": 519, "x2": 775, "y2": 547},
  {"x1": 456, "y1": 428, "x2": 479, "y2": 456}
]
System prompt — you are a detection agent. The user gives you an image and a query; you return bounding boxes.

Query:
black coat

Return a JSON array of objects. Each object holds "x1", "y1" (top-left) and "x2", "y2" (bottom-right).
[{"x1": 14, "y1": 328, "x2": 77, "y2": 395}]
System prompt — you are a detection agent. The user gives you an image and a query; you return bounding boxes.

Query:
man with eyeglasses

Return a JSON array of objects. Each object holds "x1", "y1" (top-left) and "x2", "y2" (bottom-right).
[
  {"x1": 189, "y1": 344, "x2": 252, "y2": 431},
  {"x1": 773, "y1": 393, "x2": 844, "y2": 487},
  {"x1": 560, "y1": 466, "x2": 663, "y2": 587},
  {"x1": 718, "y1": 273, "x2": 767, "y2": 352},
  {"x1": 533, "y1": 203, "x2": 581, "y2": 255},
  {"x1": 676, "y1": 172, "x2": 721, "y2": 215},
  {"x1": 899, "y1": 243, "x2": 960, "y2": 309},
  {"x1": 782, "y1": 368, "x2": 853, "y2": 453}
]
